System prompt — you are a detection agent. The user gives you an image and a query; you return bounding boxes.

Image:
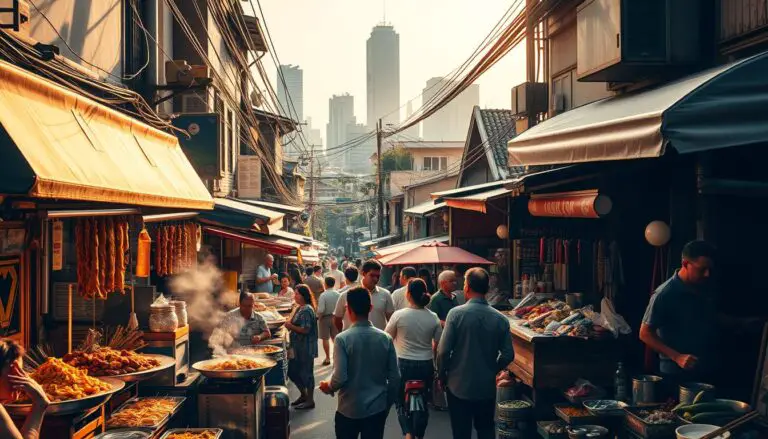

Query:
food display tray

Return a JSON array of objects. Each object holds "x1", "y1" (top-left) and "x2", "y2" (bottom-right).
[
  {"x1": 554, "y1": 404, "x2": 599, "y2": 425},
  {"x1": 159, "y1": 428, "x2": 223, "y2": 439},
  {"x1": 537, "y1": 420, "x2": 568, "y2": 439},
  {"x1": 624, "y1": 406, "x2": 679, "y2": 439},
  {"x1": 4, "y1": 377, "x2": 125, "y2": 416},
  {"x1": 107, "y1": 396, "x2": 186, "y2": 430},
  {"x1": 108, "y1": 354, "x2": 176, "y2": 383}
]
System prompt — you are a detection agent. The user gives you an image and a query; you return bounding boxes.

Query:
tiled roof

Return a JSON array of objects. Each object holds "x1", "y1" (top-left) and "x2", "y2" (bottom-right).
[{"x1": 478, "y1": 109, "x2": 520, "y2": 176}]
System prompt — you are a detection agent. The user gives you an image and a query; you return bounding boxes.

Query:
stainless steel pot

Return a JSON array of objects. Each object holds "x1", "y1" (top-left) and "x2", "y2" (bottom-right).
[
  {"x1": 679, "y1": 382, "x2": 715, "y2": 406},
  {"x1": 632, "y1": 375, "x2": 663, "y2": 405}
]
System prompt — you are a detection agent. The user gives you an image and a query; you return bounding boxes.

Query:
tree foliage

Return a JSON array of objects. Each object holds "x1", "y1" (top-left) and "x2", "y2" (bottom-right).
[{"x1": 381, "y1": 147, "x2": 413, "y2": 172}]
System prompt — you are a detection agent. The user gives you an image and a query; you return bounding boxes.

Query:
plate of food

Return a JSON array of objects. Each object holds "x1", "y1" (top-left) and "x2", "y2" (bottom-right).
[
  {"x1": 107, "y1": 397, "x2": 185, "y2": 429},
  {"x1": 229, "y1": 344, "x2": 284, "y2": 357},
  {"x1": 63, "y1": 348, "x2": 175, "y2": 382},
  {"x1": 159, "y1": 428, "x2": 223, "y2": 439},
  {"x1": 5, "y1": 358, "x2": 125, "y2": 415},
  {"x1": 192, "y1": 355, "x2": 276, "y2": 380}
]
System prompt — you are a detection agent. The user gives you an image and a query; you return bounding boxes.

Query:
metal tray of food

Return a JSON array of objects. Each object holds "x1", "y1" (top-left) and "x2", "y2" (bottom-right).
[
  {"x1": 228, "y1": 344, "x2": 284, "y2": 357},
  {"x1": 537, "y1": 420, "x2": 567, "y2": 439},
  {"x1": 624, "y1": 406, "x2": 679, "y2": 439},
  {"x1": 192, "y1": 354, "x2": 277, "y2": 380},
  {"x1": 94, "y1": 429, "x2": 153, "y2": 439},
  {"x1": 554, "y1": 404, "x2": 599, "y2": 425},
  {"x1": 109, "y1": 354, "x2": 176, "y2": 383},
  {"x1": 583, "y1": 399, "x2": 628, "y2": 416},
  {"x1": 4, "y1": 377, "x2": 125, "y2": 416},
  {"x1": 107, "y1": 396, "x2": 186, "y2": 429},
  {"x1": 160, "y1": 428, "x2": 223, "y2": 439}
]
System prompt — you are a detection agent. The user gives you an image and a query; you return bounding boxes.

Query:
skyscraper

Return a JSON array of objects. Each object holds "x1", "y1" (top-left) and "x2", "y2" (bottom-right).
[
  {"x1": 421, "y1": 77, "x2": 480, "y2": 140},
  {"x1": 276, "y1": 65, "x2": 303, "y2": 123},
  {"x1": 326, "y1": 94, "x2": 355, "y2": 163},
  {"x1": 366, "y1": 24, "x2": 400, "y2": 128}
]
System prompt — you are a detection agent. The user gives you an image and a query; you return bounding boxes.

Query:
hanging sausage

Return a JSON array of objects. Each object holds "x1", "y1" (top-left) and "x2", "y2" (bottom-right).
[{"x1": 74, "y1": 217, "x2": 130, "y2": 299}]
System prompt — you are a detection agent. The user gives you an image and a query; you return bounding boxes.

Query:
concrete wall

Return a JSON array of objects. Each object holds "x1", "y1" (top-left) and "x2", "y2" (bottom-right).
[
  {"x1": 27, "y1": 0, "x2": 123, "y2": 80},
  {"x1": 405, "y1": 175, "x2": 457, "y2": 208},
  {"x1": 409, "y1": 147, "x2": 463, "y2": 171}
]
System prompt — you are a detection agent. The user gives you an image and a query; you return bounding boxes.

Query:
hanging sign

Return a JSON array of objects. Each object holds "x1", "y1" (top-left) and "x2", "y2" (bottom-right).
[
  {"x1": 0, "y1": 256, "x2": 20, "y2": 334},
  {"x1": 528, "y1": 190, "x2": 612, "y2": 219},
  {"x1": 52, "y1": 221, "x2": 64, "y2": 271}
]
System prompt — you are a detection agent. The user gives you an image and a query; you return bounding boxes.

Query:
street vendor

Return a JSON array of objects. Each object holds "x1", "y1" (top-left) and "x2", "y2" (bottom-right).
[
  {"x1": 255, "y1": 254, "x2": 278, "y2": 294},
  {"x1": 218, "y1": 292, "x2": 271, "y2": 348},
  {"x1": 640, "y1": 240, "x2": 718, "y2": 382}
]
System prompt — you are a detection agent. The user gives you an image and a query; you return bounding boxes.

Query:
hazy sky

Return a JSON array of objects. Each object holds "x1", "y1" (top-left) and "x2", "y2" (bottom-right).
[{"x1": 256, "y1": 0, "x2": 526, "y2": 137}]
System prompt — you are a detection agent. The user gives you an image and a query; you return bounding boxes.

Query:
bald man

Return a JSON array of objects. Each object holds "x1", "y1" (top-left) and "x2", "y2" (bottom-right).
[
  {"x1": 429, "y1": 270, "x2": 464, "y2": 326},
  {"x1": 255, "y1": 254, "x2": 278, "y2": 293}
]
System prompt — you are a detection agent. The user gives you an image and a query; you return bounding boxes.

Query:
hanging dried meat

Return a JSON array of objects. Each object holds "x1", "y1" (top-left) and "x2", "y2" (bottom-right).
[
  {"x1": 105, "y1": 217, "x2": 115, "y2": 295},
  {"x1": 75, "y1": 220, "x2": 85, "y2": 297},
  {"x1": 74, "y1": 217, "x2": 130, "y2": 299},
  {"x1": 116, "y1": 219, "x2": 126, "y2": 292},
  {"x1": 175, "y1": 224, "x2": 183, "y2": 273}
]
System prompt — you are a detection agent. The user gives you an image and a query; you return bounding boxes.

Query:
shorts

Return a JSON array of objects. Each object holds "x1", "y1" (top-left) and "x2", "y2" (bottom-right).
[{"x1": 318, "y1": 315, "x2": 339, "y2": 340}]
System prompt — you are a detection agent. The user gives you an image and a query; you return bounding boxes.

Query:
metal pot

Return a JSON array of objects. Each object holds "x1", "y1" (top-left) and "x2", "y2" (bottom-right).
[
  {"x1": 632, "y1": 375, "x2": 663, "y2": 405},
  {"x1": 679, "y1": 382, "x2": 715, "y2": 406}
]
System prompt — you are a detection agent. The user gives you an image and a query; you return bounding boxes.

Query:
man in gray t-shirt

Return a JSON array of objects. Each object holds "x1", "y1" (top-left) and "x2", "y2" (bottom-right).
[{"x1": 255, "y1": 254, "x2": 277, "y2": 293}]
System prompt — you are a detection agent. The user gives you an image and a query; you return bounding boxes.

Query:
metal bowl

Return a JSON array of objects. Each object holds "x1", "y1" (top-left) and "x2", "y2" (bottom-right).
[
  {"x1": 583, "y1": 399, "x2": 628, "y2": 416},
  {"x1": 193, "y1": 354, "x2": 276, "y2": 380},
  {"x1": 160, "y1": 429, "x2": 223, "y2": 439},
  {"x1": 675, "y1": 399, "x2": 751, "y2": 425},
  {"x1": 4, "y1": 377, "x2": 125, "y2": 416},
  {"x1": 103, "y1": 354, "x2": 176, "y2": 383},
  {"x1": 229, "y1": 344, "x2": 285, "y2": 358}
]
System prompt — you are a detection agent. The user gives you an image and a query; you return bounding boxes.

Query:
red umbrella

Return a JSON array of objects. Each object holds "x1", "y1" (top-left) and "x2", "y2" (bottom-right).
[{"x1": 379, "y1": 242, "x2": 493, "y2": 266}]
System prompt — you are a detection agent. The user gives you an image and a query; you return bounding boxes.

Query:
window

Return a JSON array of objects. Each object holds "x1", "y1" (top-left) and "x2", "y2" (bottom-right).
[
  {"x1": 552, "y1": 70, "x2": 574, "y2": 115},
  {"x1": 423, "y1": 156, "x2": 448, "y2": 171}
]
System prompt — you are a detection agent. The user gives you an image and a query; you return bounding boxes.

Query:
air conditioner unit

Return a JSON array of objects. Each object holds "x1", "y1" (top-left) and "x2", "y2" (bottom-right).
[
  {"x1": 165, "y1": 61, "x2": 211, "y2": 85},
  {"x1": 511, "y1": 82, "x2": 548, "y2": 118},
  {"x1": 181, "y1": 91, "x2": 209, "y2": 113},
  {"x1": 576, "y1": 0, "x2": 702, "y2": 82}
]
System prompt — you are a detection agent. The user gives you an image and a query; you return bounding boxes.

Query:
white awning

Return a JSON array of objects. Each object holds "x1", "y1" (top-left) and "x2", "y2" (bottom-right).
[{"x1": 404, "y1": 200, "x2": 446, "y2": 217}]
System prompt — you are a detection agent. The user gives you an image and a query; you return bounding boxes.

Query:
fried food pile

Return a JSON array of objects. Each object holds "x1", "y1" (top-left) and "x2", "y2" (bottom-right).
[
  {"x1": 206, "y1": 357, "x2": 270, "y2": 371},
  {"x1": 232, "y1": 345, "x2": 281, "y2": 356},
  {"x1": 22, "y1": 358, "x2": 112, "y2": 402},
  {"x1": 167, "y1": 432, "x2": 218, "y2": 439},
  {"x1": 63, "y1": 347, "x2": 160, "y2": 376},
  {"x1": 108, "y1": 397, "x2": 179, "y2": 427}
]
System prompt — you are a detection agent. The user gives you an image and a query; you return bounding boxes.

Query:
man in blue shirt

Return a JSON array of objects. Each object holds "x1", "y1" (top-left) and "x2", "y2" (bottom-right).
[
  {"x1": 320, "y1": 287, "x2": 400, "y2": 439},
  {"x1": 437, "y1": 267, "x2": 514, "y2": 439},
  {"x1": 254, "y1": 254, "x2": 277, "y2": 293}
]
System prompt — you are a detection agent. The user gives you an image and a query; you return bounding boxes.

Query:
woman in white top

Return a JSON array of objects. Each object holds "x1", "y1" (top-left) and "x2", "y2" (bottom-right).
[{"x1": 384, "y1": 278, "x2": 442, "y2": 439}]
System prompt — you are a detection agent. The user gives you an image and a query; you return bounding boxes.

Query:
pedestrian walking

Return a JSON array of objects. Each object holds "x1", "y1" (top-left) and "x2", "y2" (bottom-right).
[
  {"x1": 304, "y1": 265, "x2": 325, "y2": 301},
  {"x1": 318, "y1": 276, "x2": 341, "y2": 365},
  {"x1": 320, "y1": 287, "x2": 400, "y2": 439},
  {"x1": 418, "y1": 268, "x2": 436, "y2": 294},
  {"x1": 285, "y1": 284, "x2": 318, "y2": 410},
  {"x1": 436, "y1": 267, "x2": 515, "y2": 439},
  {"x1": 390, "y1": 266, "x2": 418, "y2": 311},
  {"x1": 326, "y1": 259, "x2": 346, "y2": 288},
  {"x1": 334, "y1": 260, "x2": 393, "y2": 331},
  {"x1": 333, "y1": 266, "x2": 361, "y2": 332},
  {"x1": 429, "y1": 270, "x2": 462, "y2": 327},
  {"x1": 384, "y1": 278, "x2": 442, "y2": 439}
]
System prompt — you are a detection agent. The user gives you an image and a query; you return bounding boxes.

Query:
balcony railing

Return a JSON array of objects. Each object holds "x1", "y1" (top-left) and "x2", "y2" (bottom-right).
[{"x1": 720, "y1": 0, "x2": 768, "y2": 43}]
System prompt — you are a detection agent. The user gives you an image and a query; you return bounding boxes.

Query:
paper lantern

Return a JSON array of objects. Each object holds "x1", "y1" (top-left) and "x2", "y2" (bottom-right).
[
  {"x1": 496, "y1": 224, "x2": 509, "y2": 239},
  {"x1": 644, "y1": 221, "x2": 671, "y2": 247}
]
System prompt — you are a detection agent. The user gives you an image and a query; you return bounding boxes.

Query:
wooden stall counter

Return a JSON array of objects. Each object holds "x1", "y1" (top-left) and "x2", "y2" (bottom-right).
[{"x1": 507, "y1": 317, "x2": 621, "y2": 406}]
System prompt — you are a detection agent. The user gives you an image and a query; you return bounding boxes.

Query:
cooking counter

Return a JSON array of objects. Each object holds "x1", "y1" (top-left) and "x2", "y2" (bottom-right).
[{"x1": 507, "y1": 317, "x2": 621, "y2": 400}]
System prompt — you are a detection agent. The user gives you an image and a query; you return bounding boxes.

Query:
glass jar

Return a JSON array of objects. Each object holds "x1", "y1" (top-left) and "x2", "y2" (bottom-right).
[
  {"x1": 149, "y1": 305, "x2": 178, "y2": 332},
  {"x1": 170, "y1": 300, "x2": 188, "y2": 327}
]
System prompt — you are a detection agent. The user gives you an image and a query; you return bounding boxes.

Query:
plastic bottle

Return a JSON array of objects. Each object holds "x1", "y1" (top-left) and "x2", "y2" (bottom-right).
[{"x1": 614, "y1": 362, "x2": 627, "y2": 402}]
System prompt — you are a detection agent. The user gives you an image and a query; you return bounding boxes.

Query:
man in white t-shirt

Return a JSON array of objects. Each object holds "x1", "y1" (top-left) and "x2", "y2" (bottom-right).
[
  {"x1": 333, "y1": 266, "x2": 360, "y2": 332},
  {"x1": 390, "y1": 266, "x2": 418, "y2": 311},
  {"x1": 334, "y1": 260, "x2": 393, "y2": 331},
  {"x1": 325, "y1": 259, "x2": 345, "y2": 289},
  {"x1": 317, "y1": 276, "x2": 341, "y2": 365}
]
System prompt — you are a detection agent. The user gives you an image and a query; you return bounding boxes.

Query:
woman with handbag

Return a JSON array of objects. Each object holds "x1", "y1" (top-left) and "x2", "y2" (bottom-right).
[{"x1": 285, "y1": 284, "x2": 318, "y2": 409}]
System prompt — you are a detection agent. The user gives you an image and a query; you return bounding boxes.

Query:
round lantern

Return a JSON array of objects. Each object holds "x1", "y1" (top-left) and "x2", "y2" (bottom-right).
[
  {"x1": 644, "y1": 220, "x2": 671, "y2": 247},
  {"x1": 496, "y1": 224, "x2": 509, "y2": 240}
]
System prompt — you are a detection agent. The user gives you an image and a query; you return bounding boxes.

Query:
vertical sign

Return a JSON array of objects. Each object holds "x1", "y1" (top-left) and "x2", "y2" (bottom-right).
[{"x1": 52, "y1": 221, "x2": 63, "y2": 271}]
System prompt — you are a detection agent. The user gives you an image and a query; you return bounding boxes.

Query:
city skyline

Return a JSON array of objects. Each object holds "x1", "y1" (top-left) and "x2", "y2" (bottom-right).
[{"x1": 366, "y1": 24, "x2": 400, "y2": 128}]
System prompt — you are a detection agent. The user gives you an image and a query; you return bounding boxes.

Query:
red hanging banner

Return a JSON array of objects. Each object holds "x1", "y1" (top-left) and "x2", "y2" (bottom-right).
[{"x1": 528, "y1": 190, "x2": 612, "y2": 218}]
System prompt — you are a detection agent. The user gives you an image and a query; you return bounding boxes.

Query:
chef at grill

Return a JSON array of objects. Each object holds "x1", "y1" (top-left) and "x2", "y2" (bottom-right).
[{"x1": 219, "y1": 292, "x2": 271, "y2": 348}]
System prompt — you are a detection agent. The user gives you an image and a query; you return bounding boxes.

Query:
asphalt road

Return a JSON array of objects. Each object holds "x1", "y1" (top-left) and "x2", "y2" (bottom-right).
[{"x1": 286, "y1": 340, "x2": 463, "y2": 439}]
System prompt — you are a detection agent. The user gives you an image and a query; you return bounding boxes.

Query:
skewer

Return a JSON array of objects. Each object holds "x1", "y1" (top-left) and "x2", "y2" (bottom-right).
[{"x1": 700, "y1": 411, "x2": 760, "y2": 439}]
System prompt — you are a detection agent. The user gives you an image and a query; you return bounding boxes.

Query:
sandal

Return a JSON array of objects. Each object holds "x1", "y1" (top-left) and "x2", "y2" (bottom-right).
[
  {"x1": 295, "y1": 401, "x2": 315, "y2": 410},
  {"x1": 290, "y1": 396, "x2": 306, "y2": 406}
]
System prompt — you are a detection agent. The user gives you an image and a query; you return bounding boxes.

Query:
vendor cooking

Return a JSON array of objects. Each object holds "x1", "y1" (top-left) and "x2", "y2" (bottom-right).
[
  {"x1": 217, "y1": 291, "x2": 271, "y2": 348},
  {"x1": 640, "y1": 240, "x2": 718, "y2": 382}
]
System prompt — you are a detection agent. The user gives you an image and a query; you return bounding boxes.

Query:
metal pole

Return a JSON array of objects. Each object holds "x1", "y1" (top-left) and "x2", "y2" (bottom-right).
[
  {"x1": 376, "y1": 119, "x2": 384, "y2": 238},
  {"x1": 309, "y1": 144, "x2": 315, "y2": 230},
  {"x1": 525, "y1": 0, "x2": 538, "y2": 129}
]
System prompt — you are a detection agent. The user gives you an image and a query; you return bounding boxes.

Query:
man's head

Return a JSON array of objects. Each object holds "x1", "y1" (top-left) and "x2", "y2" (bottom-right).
[
  {"x1": 464, "y1": 267, "x2": 490, "y2": 297},
  {"x1": 680, "y1": 240, "x2": 716, "y2": 286},
  {"x1": 305, "y1": 267, "x2": 314, "y2": 277},
  {"x1": 438, "y1": 270, "x2": 458, "y2": 293},
  {"x1": 239, "y1": 291, "x2": 254, "y2": 317},
  {"x1": 399, "y1": 266, "x2": 417, "y2": 285},
  {"x1": 331, "y1": 259, "x2": 338, "y2": 270},
  {"x1": 346, "y1": 286, "x2": 372, "y2": 322},
  {"x1": 313, "y1": 265, "x2": 322, "y2": 276},
  {"x1": 264, "y1": 254, "x2": 274, "y2": 268},
  {"x1": 361, "y1": 259, "x2": 382, "y2": 290},
  {"x1": 324, "y1": 276, "x2": 336, "y2": 290},
  {"x1": 344, "y1": 266, "x2": 359, "y2": 285}
]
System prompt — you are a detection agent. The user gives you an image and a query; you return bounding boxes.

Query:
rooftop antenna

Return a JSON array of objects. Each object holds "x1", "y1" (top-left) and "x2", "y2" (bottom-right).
[{"x1": 382, "y1": 0, "x2": 386, "y2": 25}]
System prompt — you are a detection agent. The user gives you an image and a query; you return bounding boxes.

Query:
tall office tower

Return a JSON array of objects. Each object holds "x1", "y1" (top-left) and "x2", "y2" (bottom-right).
[
  {"x1": 276, "y1": 65, "x2": 304, "y2": 122},
  {"x1": 366, "y1": 24, "x2": 400, "y2": 128},
  {"x1": 402, "y1": 101, "x2": 420, "y2": 140},
  {"x1": 326, "y1": 94, "x2": 356, "y2": 167},
  {"x1": 344, "y1": 122, "x2": 376, "y2": 173},
  {"x1": 306, "y1": 117, "x2": 323, "y2": 152},
  {"x1": 421, "y1": 77, "x2": 480, "y2": 140}
]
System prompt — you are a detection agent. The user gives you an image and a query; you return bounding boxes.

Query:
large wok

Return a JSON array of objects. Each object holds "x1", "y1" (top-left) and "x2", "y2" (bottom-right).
[{"x1": 192, "y1": 354, "x2": 276, "y2": 380}]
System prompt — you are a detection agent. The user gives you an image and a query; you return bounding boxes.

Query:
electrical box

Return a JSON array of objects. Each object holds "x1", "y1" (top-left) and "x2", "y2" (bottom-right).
[
  {"x1": 172, "y1": 114, "x2": 221, "y2": 180},
  {"x1": 577, "y1": 0, "x2": 702, "y2": 82},
  {"x1": 511, "y1": 82, "x2": 548, "y2": 118}
]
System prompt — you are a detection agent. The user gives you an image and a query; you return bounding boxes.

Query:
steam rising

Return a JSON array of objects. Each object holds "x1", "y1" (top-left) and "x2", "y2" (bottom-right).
[{"x1": 168, "y1": 261, "x2": 240, "y2": 356}]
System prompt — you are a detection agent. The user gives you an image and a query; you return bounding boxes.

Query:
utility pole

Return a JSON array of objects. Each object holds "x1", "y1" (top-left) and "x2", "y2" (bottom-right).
[
  {"x1": 525, "y1": 0, "x2": 538, "y2": 130},
  {"x1": 308, "y1": 145, "x2": 315, "y2": 232},
  {"x1": 376, "y1": 119, "x2": 384, "y2": 238}
]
